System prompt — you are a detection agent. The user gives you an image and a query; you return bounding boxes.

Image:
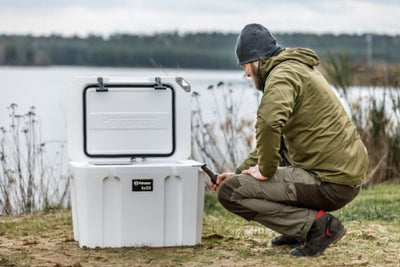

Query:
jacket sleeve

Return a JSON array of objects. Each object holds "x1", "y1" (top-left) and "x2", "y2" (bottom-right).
[
  {"x1": 235, "y1": 149, "x2": 258, "y2": 174},
  {"x1": 256, "y1": 70, "x2": 298, "y2": 177}
]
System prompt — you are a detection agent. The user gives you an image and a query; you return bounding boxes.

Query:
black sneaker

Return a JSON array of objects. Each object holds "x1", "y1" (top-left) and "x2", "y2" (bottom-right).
[
  {"x1": 271, "y1": 235, "x2": 302, "y2": 247},
  {"x1": 290, "y1": 214, "x2": 346, "y2": 257}
]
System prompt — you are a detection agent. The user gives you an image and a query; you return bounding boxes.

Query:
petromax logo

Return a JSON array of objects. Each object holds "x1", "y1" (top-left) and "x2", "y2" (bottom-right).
[
  {"x1": 89, "y1": 113, "x2": 169, "y2": 130},
  {"x1": 132, "y1": 179, "x2": 153, "y2": 192},
  {"x1": 104, "y1": 116, "x2": 157, "y2": 129}
]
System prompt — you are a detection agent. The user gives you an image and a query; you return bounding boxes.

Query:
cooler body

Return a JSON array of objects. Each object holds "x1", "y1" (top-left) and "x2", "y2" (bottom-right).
[
  {"x1": 70, "y1": 161, "x2": 204, "y2": 248},
  {"x1": 67, "y1": 77, "x2": 204, "y2": 248}
]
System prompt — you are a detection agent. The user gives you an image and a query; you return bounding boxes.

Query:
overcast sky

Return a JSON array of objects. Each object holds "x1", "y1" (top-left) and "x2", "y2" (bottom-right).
[{"x1": 1, "y1": 0, "x2": 399, "y2": 36}]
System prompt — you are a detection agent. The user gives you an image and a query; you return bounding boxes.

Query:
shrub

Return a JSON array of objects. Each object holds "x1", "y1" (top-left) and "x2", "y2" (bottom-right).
[
  {"x1": 0, "y1": 104, "x2": 69, "y2": 214},
  {"x1": 191, "y1": 81, "x2": 257, "y2": 174}
]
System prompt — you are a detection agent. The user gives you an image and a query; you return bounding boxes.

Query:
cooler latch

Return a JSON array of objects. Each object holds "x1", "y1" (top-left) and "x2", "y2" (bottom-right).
[
  {"x1": 154, "y1": 77, "x2": 166, "y2": 90},
  {"x1": 96, "y1": 77, "x2": 108, "y2": 92}
]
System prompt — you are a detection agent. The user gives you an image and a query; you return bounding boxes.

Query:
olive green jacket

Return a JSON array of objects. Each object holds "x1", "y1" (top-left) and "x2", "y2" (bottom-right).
[{"x1": 236, "y1": 48, "x2": 368, "y2": 186}]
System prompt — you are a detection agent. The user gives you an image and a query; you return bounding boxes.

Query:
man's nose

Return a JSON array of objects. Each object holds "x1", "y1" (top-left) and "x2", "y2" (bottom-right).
[{"x1": 245, "y1": 66, "x2": 251, "y2": 77}]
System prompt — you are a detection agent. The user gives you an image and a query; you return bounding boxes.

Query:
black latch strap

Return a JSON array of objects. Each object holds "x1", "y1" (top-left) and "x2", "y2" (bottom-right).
[{"x1": 96, "y1": 77, "x2": 108, "y2": 92}]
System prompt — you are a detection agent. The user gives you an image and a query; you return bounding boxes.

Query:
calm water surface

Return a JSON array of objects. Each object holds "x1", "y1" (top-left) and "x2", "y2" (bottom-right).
[
  {"x1": 0, "y1": 66, "x2": 251, "y2": 143},
  {"x1": 1, "y1": 66, "x2": 398, "y2": 159}
]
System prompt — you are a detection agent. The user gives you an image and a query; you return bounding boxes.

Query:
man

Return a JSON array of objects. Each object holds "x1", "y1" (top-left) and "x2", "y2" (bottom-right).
[{"x1": 213, "y1": 23, "x2": 369, "y2": 257}]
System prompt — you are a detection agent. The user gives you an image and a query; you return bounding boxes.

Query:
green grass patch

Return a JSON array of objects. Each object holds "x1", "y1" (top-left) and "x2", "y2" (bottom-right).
[
  {"x1": 0, "y1": 254, "x2": 16, "y2": 267},
  {"x1": 332, "y1": 184, "x2": 400, "y2": 221}
]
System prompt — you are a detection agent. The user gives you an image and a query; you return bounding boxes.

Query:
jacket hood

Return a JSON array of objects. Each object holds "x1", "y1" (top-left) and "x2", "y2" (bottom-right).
[{"x1": 259, "y1": 48, "x2": 320, "y2": 81}]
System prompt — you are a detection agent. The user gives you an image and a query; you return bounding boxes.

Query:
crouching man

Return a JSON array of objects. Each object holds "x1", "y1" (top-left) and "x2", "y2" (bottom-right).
[{"x1": 213, "y1": 24, "x2": 368, "y2": 257}]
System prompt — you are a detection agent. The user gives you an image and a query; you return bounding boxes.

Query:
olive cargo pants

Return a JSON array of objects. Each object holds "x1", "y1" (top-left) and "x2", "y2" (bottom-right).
[{"x1": 217, "y1": 166, "x2": 360, "y2": 240}]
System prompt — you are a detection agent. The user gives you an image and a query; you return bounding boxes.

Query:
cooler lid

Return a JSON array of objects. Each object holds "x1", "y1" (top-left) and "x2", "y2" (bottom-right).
[{"x1": 83, "y1": 78, "x2": 175, "y2": 158}]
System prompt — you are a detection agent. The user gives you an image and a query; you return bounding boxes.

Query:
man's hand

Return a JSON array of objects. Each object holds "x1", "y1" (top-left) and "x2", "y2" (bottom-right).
[
  {"x1": 211, "y1": 172, "x2": 235, "y2": 191},
  {"x1": 242, "y1": 165, "x2": 269, "y2": 181}
]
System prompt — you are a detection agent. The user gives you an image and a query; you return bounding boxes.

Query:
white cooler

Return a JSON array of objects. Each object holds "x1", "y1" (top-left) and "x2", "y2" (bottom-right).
[{"x1": 67, "y1": 76, "x2": 205, "y2": 248}]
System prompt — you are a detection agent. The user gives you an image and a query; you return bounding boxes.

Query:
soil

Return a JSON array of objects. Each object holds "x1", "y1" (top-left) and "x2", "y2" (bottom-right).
[{"x1": 0, "y1": 209, "x2": 399, "y2": 266}]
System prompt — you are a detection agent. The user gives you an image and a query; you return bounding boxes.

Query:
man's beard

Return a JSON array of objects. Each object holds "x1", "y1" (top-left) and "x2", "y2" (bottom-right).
[{"x1": 251, "y1": 63, "x2": 264, "y2": 91}]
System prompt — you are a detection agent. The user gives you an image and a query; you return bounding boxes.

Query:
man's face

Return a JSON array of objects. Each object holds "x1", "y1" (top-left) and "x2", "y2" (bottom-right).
[{"x1": 242, "y1": 61, "x2": 263, "y2": 91}]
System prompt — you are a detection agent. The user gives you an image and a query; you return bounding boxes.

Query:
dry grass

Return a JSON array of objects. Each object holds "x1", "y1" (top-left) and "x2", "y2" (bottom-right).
[{"x1": 1, "y1": 186, "x2": 399, "y2": 267}]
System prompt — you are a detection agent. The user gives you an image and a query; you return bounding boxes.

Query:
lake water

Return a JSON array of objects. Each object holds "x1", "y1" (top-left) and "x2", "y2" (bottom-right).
[
  {"x1": 0, "y1": 66, "x2": 254, "y2": 142},
  {"x1": 1, "y1": 66, "x2": 398, "y2": 149}
]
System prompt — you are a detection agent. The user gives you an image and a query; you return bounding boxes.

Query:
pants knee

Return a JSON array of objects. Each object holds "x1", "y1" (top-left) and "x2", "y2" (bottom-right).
[
  {"x1": 217, "y1": 176, "x2": 241, "y2": 205},
  {"x1": 216, "y1": 176, "x2": 258, "y2": 221}
]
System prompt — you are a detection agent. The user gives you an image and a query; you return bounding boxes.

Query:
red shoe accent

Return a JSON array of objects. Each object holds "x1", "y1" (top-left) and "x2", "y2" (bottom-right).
[
  {"x1": 325, "y1": 227, "x2": 333, "y2": 237},
  {"x1": 315, "y1": 210, "x2": 326, "y2": 219}
]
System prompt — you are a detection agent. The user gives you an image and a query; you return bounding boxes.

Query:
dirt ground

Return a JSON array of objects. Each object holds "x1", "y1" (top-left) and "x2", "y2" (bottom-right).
[{"x1": 0, "y1": 209, "x2": 399, "y2": 266}]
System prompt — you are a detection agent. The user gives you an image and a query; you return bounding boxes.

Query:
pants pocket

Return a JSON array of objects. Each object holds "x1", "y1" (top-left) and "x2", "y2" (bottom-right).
[
  {"x1": 287, "y1": 183, "x2": 298, "y2": 201},
  {"x1": 231, "y1": 181, "x2": 261, "y2": 201}
]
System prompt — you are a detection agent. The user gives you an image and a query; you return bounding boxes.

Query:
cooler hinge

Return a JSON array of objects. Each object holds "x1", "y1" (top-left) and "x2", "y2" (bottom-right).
[{"x1": 154, "y1": 77, "x2": 166, "y2": 90}]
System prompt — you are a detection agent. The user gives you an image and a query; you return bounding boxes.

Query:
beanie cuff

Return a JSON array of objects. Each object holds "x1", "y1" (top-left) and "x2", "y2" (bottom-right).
[{"x1": 238, "y1": 57, "x2": 259, "y2": 66}]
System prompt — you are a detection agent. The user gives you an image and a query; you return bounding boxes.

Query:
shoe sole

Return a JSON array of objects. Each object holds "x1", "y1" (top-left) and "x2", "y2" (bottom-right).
[
  {"x1": 332, "y1": 226, "x2": 347, "y2": 245},
  {"x1": 317, "y1": 225, "x2": 347, "y2": 255}
]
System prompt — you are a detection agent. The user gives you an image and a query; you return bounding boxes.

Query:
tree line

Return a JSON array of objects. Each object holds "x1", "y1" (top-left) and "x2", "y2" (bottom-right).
[{"x1": 0, "y1": 32, "x2": 399, "y2": 69}]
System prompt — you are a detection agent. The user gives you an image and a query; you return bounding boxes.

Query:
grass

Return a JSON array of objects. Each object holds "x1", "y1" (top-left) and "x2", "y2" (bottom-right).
[
  {"x1": 332, "y1": 185, "x2": 400, "y2": 221},
  {"x1": 0, "y1": 185, "x2": 399, "y2": 266}
]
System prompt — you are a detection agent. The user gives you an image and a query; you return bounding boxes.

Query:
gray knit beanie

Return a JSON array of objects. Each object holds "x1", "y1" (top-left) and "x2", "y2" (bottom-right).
[{"x1": 235, "y1": 23, "x2": 283, "y2": 65}]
